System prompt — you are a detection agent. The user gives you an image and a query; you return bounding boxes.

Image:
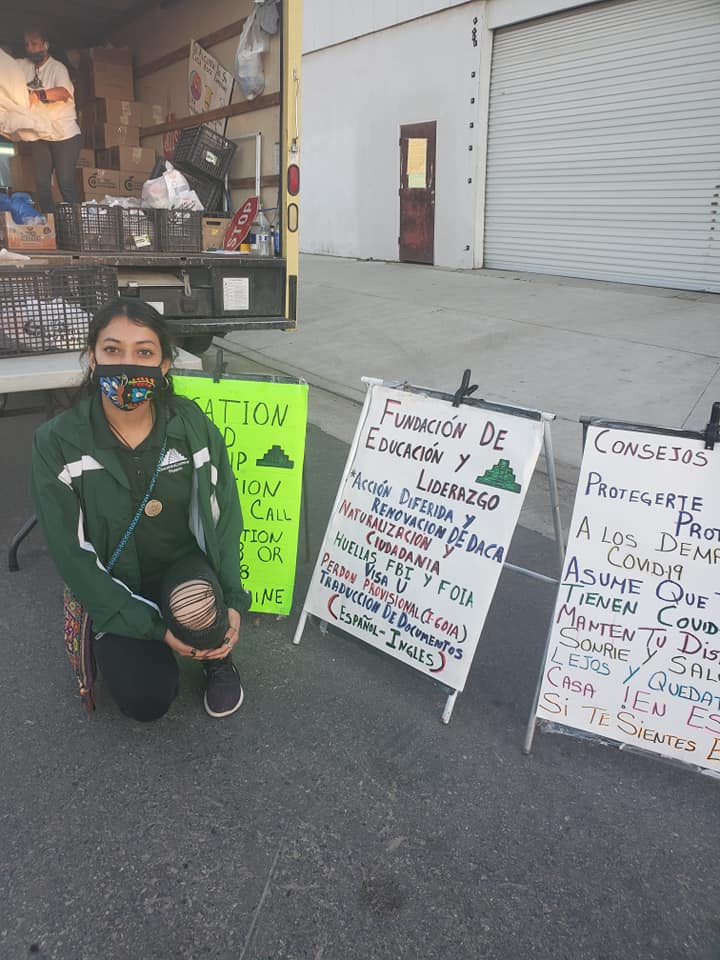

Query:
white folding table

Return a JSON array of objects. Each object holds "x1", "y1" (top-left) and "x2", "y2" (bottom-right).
[{"x1": 0, "y1": 346, "x2": 202, "y2": 396}]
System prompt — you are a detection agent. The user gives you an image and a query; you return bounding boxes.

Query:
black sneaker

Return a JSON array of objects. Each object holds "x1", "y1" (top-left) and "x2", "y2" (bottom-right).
[{"x1": 203, "y1": 656, "x2": 244, "y2": 718}]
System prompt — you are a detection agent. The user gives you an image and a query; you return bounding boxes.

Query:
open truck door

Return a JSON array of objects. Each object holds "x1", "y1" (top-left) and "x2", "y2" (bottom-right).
[{"x1": 2, "y1": 0, "x2": 302, "y2": 349}]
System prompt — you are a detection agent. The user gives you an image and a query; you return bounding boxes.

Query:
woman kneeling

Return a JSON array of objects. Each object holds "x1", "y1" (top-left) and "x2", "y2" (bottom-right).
[{"x1": 32, "y1": 299, "x2": 250, "y2": 721}]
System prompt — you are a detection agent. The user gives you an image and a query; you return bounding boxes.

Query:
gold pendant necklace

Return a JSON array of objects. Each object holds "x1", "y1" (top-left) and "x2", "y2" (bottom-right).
[{"x1": 107, "y1": 408, "x2": 163, "y2": 517}]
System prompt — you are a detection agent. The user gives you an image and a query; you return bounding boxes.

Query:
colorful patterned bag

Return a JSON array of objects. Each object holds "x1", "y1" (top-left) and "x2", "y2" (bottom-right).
[{"x1": 63, "y1": 587, "x2": 97, "y2": 713}]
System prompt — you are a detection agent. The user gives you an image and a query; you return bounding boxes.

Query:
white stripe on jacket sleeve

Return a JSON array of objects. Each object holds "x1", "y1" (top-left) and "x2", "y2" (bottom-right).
[
  {"x1": 75, "y1": 507, "x2": 161, "y2": 614},
  {"x1": 58, "y1": 455, "x2": 104, "y2": 487}
]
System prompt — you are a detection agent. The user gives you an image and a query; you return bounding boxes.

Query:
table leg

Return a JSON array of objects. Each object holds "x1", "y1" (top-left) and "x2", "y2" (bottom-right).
[{"x1": 8, "y1": 515, "x2": 38, "y2": 572}]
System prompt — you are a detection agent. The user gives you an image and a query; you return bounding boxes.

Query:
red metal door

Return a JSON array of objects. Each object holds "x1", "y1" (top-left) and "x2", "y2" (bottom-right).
[{"x1": 399, "y1": 122, "x2": 436, "y2": 265}]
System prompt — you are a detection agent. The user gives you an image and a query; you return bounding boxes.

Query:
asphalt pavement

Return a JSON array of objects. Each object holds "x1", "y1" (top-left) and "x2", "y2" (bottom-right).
[{"x1": 2, "y1": 372, "x2": 719, "y2": 959}]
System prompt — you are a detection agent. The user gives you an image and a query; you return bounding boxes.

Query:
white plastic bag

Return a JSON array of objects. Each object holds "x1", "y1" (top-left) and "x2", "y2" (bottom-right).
[
  {"x1": 141, "y1": 171, "x2": 171, "y2": 209},
  {"x1": 235, "y1": 9, "x2": 269, "y2": 101},
  {"x1": 172, "y1": 189, "x2": 203, "y2": 211},
  {"x1": 164, "y1": 165, "x2": 190, "y2": 206},
  {"x1": 141, "y1": 161, "x2": 203, "y2": 210},
  {"x1": 257, "y1": 0, "x2": 280, "y2": 35}
]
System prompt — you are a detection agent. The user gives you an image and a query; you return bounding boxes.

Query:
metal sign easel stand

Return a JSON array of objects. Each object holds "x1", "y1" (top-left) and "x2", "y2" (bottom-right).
[
  {"x1": 293, "y1": 372, "x2": 565, "y2": 725},
  {"x1": 523, "y1": 403, "x2": 720, "y2": 776}
]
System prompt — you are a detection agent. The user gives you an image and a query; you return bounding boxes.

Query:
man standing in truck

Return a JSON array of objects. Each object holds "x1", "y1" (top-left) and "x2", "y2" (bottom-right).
[{"x1": 17, "y1": 25, "x2": 81, "y2": 212}]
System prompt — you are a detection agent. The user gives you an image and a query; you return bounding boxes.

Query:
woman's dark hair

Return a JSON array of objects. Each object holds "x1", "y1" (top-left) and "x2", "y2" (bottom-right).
[{"x1": 83, "y1": 298, "x2": 176, "y2": 395}]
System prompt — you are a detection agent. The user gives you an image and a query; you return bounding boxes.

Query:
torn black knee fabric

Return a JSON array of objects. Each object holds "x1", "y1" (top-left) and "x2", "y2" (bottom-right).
[
  {"x1": 157, "y1": 551, "x2": 229, "y2": 651},
  {"x1": 169, "y1": 580, "x2": 217, "y2": 631}
]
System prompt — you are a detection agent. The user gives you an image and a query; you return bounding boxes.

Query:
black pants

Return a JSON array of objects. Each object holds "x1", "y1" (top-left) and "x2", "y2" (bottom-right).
[
  {"x1": 93, "y1": 552, "x2": 229, "y2": 722},
  {"x1": 29, "y1": 134, "x2": 82, "y2": 213}
]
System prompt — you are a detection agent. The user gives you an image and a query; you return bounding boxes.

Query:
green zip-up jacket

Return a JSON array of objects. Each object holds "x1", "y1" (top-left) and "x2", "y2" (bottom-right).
[{"x1": 31, "y1": 393, "x2": 250, "y2": 643}]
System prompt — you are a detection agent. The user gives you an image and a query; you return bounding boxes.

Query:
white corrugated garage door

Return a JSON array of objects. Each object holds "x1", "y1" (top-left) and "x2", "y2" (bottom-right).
[{"x1": 484, "y1": 0, "x2": 720, "y2": 292}]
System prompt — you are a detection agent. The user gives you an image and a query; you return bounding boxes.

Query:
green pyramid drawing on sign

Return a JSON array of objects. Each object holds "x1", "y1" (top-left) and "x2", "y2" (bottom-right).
[
  {"x1": 476, "y1": 458, "x2": 521, "y2": 493},
  {"x1": 257, "y1": 445, "x2": 294, "y2": 469}
]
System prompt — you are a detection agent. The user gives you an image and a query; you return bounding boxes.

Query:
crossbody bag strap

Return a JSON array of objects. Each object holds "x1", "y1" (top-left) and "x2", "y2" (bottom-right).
[{"x1": 106, "y1": 430, "x2": 168, "y2": 574}]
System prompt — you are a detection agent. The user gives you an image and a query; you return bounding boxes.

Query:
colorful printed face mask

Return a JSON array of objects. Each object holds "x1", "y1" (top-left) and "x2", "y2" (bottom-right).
[{"x1": 95, "y1": 364, "x2": 163, "y2": 410}]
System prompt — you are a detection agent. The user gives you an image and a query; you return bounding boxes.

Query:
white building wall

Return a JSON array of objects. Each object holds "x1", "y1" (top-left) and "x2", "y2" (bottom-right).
[
  {"x1": 301, "y1": 0, "x2": 611, "y2": 266},
  {"x1": 303, "y1": 0, "x2": 476, "y2": 53},
  {"x1": 302, "y1": 3, "x2": 482, "y2": 267}
]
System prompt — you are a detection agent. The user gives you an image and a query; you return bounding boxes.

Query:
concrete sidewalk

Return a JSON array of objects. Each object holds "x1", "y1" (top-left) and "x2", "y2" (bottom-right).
[{"x1": 221, "y1": 255, "x2": 720, "y2": 475}]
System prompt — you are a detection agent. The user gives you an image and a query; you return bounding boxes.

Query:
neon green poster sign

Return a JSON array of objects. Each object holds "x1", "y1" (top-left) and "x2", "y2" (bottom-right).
[{"x1": 174, "y1": 373, "x2": 308, "y2": 615}]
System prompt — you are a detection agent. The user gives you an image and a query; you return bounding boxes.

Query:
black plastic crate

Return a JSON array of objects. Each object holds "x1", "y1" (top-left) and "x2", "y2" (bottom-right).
[
  {"x1": 182, "y1": 171, "x2": 224, "y2": 212},
  {"x1": 156, "y1": 209, "x2": 203, "y2": 253},
  {"x1": 118, "y1": 207, "x2": 157, "y2": 251},
  {"x1": 56, "y1": 203, "x2": 121, "y2": 252},
  {"x1": 172, "y1": 125, "x2": 236, "y2": 181},
  {"x1": 0, "y1": 265, "x2": 118, "y2": 357}
]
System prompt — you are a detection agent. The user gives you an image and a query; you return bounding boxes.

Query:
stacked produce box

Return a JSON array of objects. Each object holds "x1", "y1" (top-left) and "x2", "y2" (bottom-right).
[{"x1": 75, "y1": 48, "x2": 160, "y2": 202}]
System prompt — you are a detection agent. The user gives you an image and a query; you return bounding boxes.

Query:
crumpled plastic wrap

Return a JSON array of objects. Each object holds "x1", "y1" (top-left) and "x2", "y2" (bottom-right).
[
  {"x1": 0, "y1": 296, "x2": 91, "y2": 351},
  {"x1": 141, "y1": 162, "x2": 203, "y2": 210},
  {"x1": 83, "y1": 196, "x2": 143, "y2": 208},
  {"x1": 0, "y1": 49, "x2": 66, "y2": 141}
]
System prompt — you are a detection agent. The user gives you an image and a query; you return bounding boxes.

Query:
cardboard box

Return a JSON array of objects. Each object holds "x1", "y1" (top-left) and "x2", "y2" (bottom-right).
[
  {"x1": 87, "y1": 46, "x2": 133, "y2": 69},
  {"x1": 85, "y1": 99, "x2": 147, "y2": 127},
  {"x1": 0, "y1": 212, "x2": 56, "y2": 251},
  {"x1": 119, "y1": 171, "x2": 145, "y2": 199},
  {"x1": 143, "y1": 103, "x2": 165, "y2": 127},
  {"x1": 81, "y1": 48, "x2": 134, "y2": 102},
  {"x1": 75, "y1": 167, "x2": 121, "y2": 202},
  {"x1": 9, "y1": 158, "x2": 65, "y2": 204},
  {"x1": 96, "y1": 145, "x2": 155, "y2": 173},
  {"x1": 88, "y1": 124, "x2": 140, "y2": 150},
  {"x1": 76, "y1": 148, "x2": 96, "y2": 169},
  {"x1": 9, "y1": 155, "x2": 36, "y2": 193},
  {"x1": 65, "y1": 48, "x2": 83, "y2": 73},
  {"x1": 202, "y1": 215, "x2": 230, "y2": 251}
]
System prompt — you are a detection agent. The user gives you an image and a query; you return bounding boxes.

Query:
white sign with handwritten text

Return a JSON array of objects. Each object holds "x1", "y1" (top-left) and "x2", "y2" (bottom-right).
[
  {"x1": 188, "y1": 41, "x2": 233, "y2": 135},
  {"x1": 535, "y1": 425, "x2": 720, "y2": 772},
  {"x1": 304, "y1": 385, "x2": 544, "y2": 691}
]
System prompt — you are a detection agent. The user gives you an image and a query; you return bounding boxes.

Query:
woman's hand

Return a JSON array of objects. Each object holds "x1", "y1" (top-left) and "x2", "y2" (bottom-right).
[
  {"x1": 162, "y1": 627, "x2": 202, "y2": 659},
  {"x1": 162, "y1": 607, "x2": 241, "y2": 661},
  {"x1": 202, "y1": 607, "x2": 241, "y2": 661}
]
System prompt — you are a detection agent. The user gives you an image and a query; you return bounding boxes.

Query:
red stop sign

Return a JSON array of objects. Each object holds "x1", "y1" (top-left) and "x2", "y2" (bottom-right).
[
  {"x1": 162, "y1": 113, "x2": 181, "y2": 160},
  {"x1": 224, "y1": 197, "x2": 259, "y2": 251}
]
